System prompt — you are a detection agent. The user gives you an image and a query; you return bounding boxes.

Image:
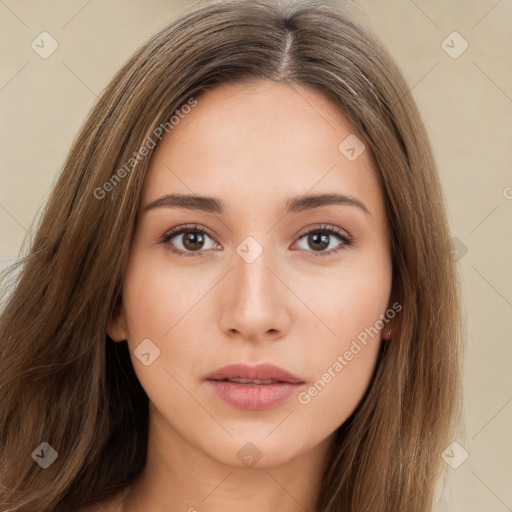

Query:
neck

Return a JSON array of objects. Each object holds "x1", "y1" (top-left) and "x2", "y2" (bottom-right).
[{"x1": 122, "y1": 403, "x2": 334, "y2": 512}]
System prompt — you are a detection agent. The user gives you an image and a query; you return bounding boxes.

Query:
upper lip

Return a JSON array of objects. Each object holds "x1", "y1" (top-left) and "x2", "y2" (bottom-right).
[{"x1": 205, "y1": 363, "x2": 304, "y2": 384}]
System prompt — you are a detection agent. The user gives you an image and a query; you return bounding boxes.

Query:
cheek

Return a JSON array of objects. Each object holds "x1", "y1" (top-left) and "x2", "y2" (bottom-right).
[
  {"x1": 120, "y1": 254, "x2": 207, "y2": 410},
  {"x1": 295, "y1": 347, "x2": 380, "y2": 437},
  {"x1": 294, "y1": 262, "x2": 391, "y2": 424},
  {"x1": 121, "y1": 249, "x2": 205, "y2": 341},
  {"x1": 120, "y1": 250, "x2": 218, "y2": 398},
  {"x1": 294, "y1": 302, "x2": 385, "y2": 432},
  {"x1": 297, "y1": 253, "x2": 391, "y2": 345}
]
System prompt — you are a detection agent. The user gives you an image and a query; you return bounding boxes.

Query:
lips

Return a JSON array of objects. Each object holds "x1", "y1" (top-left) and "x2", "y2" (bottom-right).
[
  {"x1": 205, "y1": 363, "x2": 304, "y2": 384},
  {"x1": 204, "y1": 363, "x2": 305, "y2": 410}
]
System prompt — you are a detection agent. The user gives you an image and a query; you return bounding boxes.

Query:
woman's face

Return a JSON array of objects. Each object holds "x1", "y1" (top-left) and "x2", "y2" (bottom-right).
[{"x1": 110, "y1": 80, "x2": 393, "y2": 468}]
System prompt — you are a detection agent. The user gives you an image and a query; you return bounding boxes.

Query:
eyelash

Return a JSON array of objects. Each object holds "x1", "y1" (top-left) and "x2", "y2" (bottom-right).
[{"x1": 159, "y1": 223, "x2": 353, "y2": 258}]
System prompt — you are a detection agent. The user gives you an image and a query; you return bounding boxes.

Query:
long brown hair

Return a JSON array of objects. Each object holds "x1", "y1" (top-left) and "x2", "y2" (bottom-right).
[{"x1": 0, "y1": 1, "x2": 463, "y2": 510}]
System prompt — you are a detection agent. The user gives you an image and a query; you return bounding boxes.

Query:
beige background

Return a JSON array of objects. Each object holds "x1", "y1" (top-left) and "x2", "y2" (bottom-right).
[{"x1": 1, "y1": 0, "x2": 511, "y2": 510}]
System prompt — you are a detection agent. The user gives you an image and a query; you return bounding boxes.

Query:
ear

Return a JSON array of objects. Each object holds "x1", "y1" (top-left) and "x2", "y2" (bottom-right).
[{"x1": 107, "y1": 305, "x2": 129, "y2": 342}]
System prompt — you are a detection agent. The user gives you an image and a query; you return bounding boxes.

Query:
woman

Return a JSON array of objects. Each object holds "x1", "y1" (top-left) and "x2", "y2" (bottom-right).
[{"x1": 0, "y1": 0, "x2": 463, "y2": 510}]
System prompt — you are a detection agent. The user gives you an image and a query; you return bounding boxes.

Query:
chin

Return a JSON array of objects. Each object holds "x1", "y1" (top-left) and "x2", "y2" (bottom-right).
[{"x1": 207, "y1": 430, "x2": 317, "y2": 470}]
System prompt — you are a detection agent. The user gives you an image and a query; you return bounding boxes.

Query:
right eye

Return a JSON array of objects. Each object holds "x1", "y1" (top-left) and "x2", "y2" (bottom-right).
[{"x1": 160, "y1": 224, "x2": 220, "y2": 257}]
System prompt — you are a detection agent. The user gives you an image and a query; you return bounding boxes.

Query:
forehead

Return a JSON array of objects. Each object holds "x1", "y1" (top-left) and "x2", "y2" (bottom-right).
[{"x1": 142, "y1": 80, "x2": 383, "y2": 219}]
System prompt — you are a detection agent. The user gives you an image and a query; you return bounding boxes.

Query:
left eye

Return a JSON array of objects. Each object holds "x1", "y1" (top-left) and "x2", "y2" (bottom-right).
[{"x1": 292, "y1": 226, "x2": 353, "y2": 257}]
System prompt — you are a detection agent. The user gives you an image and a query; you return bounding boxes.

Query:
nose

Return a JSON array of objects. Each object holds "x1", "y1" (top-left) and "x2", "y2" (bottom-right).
[{"x1": 218, "y1": 244, "x2": 291, "y2": 343}]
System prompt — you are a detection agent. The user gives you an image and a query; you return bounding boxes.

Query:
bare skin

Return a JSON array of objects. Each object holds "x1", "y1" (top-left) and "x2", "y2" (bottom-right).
[{"x1": 95, "y1": 79, "x2": 394, "y2": 512}]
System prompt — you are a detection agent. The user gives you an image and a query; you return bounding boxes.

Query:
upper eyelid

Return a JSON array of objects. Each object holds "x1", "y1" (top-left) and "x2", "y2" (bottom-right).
[{"x1": 295, "y1": 224, "x2": 351, "y2": 240}]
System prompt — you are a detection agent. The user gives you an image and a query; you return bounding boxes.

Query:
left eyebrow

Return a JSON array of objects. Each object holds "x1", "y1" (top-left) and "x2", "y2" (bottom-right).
[
  {"x1": 285, "y1": 193, "x2": 370, "y2": 216},
  {"x1": 143, "y1": 192, "x2": 371, "y2": 216}
]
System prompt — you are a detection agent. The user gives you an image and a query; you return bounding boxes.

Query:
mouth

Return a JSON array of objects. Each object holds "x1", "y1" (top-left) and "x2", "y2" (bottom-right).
[
  {"x1": 211, "y1": 377, "x2": 291, "y2": 385},
  {"x1": 204, "y1": 363, "x2": 305, "y2": 410},
  {"x1": 205, "y1": 362, "x2": 304, "y2": 384}
]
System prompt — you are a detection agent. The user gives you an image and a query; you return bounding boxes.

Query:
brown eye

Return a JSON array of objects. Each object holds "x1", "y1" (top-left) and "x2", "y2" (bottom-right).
[
  {"x1": 306, "y1": 232, "x2": 330, "y2": 251},
  {"x1": 180, "y1": 230, "x2": 206, "y2": 251},
  {"x1": 294, "y1": 225, "x2": 353, "y2": 257},
  {"x1": 161, "y1": 224, "x2": 218, "y2": 257}
]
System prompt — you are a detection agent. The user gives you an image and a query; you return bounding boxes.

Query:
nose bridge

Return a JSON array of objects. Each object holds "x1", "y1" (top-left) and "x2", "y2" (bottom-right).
[
  {"x1": 233, "y1": 240, "x2": 277, "y2": 312},
  {"x1": 219, "y1": 235, "x2": 289, "y2": 339}
]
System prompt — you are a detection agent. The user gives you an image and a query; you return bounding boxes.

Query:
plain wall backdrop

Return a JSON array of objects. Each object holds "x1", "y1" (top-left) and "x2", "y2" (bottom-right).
[{"x1": 0, "y1": 0, "x2": 511, "y2": 510}]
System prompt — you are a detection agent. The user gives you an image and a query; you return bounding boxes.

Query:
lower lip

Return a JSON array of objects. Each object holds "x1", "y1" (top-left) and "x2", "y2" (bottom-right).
[{"x1": 206, "y1": 380, "x2": 304, "y2": 410}]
